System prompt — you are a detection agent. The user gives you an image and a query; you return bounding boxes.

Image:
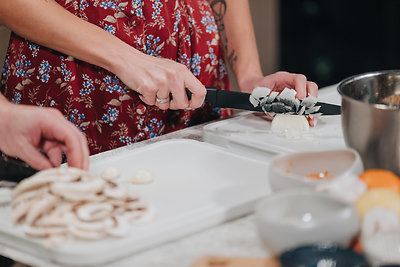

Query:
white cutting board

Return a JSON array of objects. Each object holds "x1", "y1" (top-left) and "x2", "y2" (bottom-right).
[
  {"x1": 0, "y1": 139, "x2": 270, "y2": 266},
  {"x1": 203, "y1": 85, "x2": 346, "y2": 161}
]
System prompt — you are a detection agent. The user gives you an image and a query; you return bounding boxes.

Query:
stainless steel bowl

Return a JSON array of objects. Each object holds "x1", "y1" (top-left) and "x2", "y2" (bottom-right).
[{"x1": 338, "y1": 70, "x2": 400, "y2": 175}]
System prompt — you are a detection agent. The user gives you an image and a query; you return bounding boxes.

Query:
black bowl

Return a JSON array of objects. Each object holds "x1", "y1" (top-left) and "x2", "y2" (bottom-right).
[{"x1": 280, "y1": 245, "x2": 369, "y2": 267}]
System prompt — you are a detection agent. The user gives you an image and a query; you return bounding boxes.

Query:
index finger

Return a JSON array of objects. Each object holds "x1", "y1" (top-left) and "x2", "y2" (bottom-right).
[
  {"x1": 64, "y1": 121, "x2": 90, "y2": 170},
  {"x1": 41, "y1": 113, "x2": 89, "y2": 170},
  {"x1": 306, "y1": 81, "x2": 318, "y2": 98},
  {"x1": 292, "y1": 74, "x2": 307, "y2": 100}
]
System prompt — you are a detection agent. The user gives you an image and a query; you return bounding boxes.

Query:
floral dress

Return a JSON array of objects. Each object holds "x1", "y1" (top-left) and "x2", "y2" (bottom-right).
[{"x1": 0, "y1": 0, "x2": 230, "y2": 155}]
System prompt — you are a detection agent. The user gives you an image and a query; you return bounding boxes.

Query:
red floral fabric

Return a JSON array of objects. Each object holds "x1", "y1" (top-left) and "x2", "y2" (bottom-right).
[{"x1": 0, "y1": 0, "x2": 230, "y2": 154}]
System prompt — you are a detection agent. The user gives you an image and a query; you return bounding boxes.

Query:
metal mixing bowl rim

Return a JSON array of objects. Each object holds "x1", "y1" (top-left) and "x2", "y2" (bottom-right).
[{"x1": 337, "y1": 69, "x2": 400, "y2": 111}]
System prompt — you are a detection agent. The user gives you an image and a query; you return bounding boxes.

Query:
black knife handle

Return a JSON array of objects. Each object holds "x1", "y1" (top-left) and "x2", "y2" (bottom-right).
[
  {"x1": 0, "y1": 157, "x2": 38, "y2": 183},
  {"x1": 184, "y1": 87, "x2": 218, "y2": 106},
  {"x1": 169, "y1": 88, "x2": 195, "y2": 101}
]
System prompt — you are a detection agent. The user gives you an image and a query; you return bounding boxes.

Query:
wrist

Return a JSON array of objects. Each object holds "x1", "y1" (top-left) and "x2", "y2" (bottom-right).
[
  {"x1": 237, "y1": 72, "x2": 263, "y2": 93},
  {"x1": 102, "y1": 39, "x2": 141, "y2": 75},
  {"x1": 0, "y1": 96, "x2": 13, "y2": 124},
  {"x1": 234, "y1": 61, "x2": 263, "y2": 93}
]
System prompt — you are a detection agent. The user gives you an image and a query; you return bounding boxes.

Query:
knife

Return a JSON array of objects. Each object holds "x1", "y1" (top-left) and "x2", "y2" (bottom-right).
[
  {"x1": 186, "y1": 87, "x2": 341, "y2": 115},
  {"x1": 0, "y1": 156, "x2": 38, "y2": 184}
]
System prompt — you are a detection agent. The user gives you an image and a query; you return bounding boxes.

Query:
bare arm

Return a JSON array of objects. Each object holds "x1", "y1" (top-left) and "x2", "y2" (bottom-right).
[
  {"x1": 209, "y1": 0, "x2": 262, "y2": 89},
  {"x1": 0, "y1": 0, "x2": 206, "y2": 109},
  {"x1": 210, "y1": 0, "x2": 317, "y2": 98},
  {"x1": 0, "y1": 0, "x2": 126, "y2": 74}
]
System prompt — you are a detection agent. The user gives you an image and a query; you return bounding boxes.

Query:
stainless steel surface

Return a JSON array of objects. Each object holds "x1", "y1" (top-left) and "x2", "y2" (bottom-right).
[{"x1": 338, "y1": 70, "x2": 400, "y2": 175}]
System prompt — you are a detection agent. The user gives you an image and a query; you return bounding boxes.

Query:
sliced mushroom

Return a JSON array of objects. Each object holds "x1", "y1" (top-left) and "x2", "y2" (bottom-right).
[
  {"x1": 25, "y1": 194, "x2": 58, "y2": 225},
  {"x1": 43, "y1": 234, "x2": 68, "y2": 249},
  {"x1": 76, "y1": 202, "x2": 114, "y2": 222},
  {"x1": 71, "y1": 217, "x2": 113, "y2": 232},
  {"x1": 125, "y1": 200, "x2": 148, "y2": 211},
  {"x1": 12, "y1": 186, "x2": 49, "y2": 208},
  {"x1": 131, "y1": 206, "x2": 156, "y2": 224},
  {"x1": 24, "y1": 225, "x2": 68, "y2": 237},
  {"x1": 101, "y1": 167, "x2": 120, "y2": 181},
  {"x1": 12, "y1": 197, "x2": 37, "y2": 224},
  {"x1": 50, "y1": 179, "x2": 105, "y2": 199},
  {"x1": 106, "y1": 216, "x2": 130, "y2": 237},
  {"x1": 104, "y1": 182, "x2": 129, "y2": 200},
  {"x1": 131, "y1": 170, "x2": 153, "y2": 184},
  {"x1": 68, "y1": 225, "x2": 106, "y2": 240}
]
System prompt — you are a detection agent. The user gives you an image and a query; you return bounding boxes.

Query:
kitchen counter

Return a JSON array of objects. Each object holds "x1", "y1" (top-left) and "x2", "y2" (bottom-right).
[{"x1": 2, "y1": 84, "x2": 341, "y2": 267}]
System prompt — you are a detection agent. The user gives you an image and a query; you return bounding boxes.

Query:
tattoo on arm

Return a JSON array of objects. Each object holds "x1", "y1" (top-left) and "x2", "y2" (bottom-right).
[{"x1": 209, "y1": 0, "x2": 237, "y2": 68}]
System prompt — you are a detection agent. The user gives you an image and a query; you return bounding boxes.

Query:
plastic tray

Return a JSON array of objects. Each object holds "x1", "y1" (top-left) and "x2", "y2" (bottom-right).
[{"x1": 0, "y1": 139, "x2": 270, "y2": 266}]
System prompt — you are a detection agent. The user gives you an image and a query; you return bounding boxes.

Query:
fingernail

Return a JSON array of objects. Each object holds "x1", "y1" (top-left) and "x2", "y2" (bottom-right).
[{"x1": 185, "y1": 108, "x2": 194, "y2": 111}]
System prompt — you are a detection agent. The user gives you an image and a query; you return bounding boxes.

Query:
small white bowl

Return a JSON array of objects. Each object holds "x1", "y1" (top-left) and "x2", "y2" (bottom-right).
[
  {"x1": 268, "y1": 149, "x2": 364, "y2": 191},
  {"x1": 254, "y1": 189, "x2": 359, "y2": 255}
]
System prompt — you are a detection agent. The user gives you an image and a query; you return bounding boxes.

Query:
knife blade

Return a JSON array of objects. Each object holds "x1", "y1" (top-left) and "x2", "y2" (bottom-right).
[
  {"x1": 0, "y1": 156, "x2": 38, "y2": 183},
  {"x1": 194, "y1": 87, "x2": 341, "y2": 115}
]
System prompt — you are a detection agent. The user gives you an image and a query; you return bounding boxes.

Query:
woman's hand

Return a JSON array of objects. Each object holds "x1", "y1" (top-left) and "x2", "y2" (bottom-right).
[
  {"x1": 112, "y1": 51, "x2": 207, "y2": 110},
  {"x1": 0, "y1": 101, "x2": 89, "y2": 170},
  {"x1": 239, "y1": 71, "x2": 319, "y2": 99}
]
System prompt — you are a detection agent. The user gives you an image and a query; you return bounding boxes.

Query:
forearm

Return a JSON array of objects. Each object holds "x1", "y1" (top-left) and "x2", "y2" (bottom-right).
[
  {"x1": 0, "y1": 0, "x2": 136, "y2": 74},
  {"x1": 210, "y1": 0, "x2": 263, "y2": 92}
]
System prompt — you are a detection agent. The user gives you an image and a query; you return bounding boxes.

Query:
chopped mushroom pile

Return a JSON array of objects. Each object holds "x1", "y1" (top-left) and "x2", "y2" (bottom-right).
[
  {"x1": 11, "y1": 167, "x2": 154, "y2": 246},
  {"x1": 249, "y1": 87, "x2": 320, "y2": 115}
]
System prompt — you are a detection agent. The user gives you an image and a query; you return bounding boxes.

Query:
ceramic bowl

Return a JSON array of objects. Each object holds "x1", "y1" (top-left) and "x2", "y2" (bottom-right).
[
  {"x1": 268, "y1": 148, "x2": 364, "y2": 191},
  {"x1": 254, "y1": 189, "x2": 359, "y2": 255},
  {"x1": 279, "y1": 245, "x2": 368, "y2": 267}
]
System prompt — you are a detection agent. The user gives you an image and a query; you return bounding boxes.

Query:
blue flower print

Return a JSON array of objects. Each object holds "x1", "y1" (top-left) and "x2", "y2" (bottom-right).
[
  {"x1": 36, "y1": 60, "x2": 51, "y2": 83},
  {"x1": 118, "y1": 136, "x2": 132, "y2": 144},
  {"x1": 14, "y1": 55, "x2": 32, "y2": 79},
  {"x1": 145, "y1": 35, "x2": 162, "y2": 56},
  {"x1": 102, "y1": 107, "x2": 119, "y2": 126},
  {"x1": 104, "y1": 75, "x2": 128, "y2": 93},
  {"x1": 201, "y1": 11, "x2": 217, "y2": 34},
  {"x1": 104, "y1": 24, "x2": 116, "y2": 35},
  {"x1": 79, "y1": 0, "x2": 89, "y2": 10},
  {"x1": 179, "y1": 54, "x2": 191, "y2": 68},
  {"x1": 218, "y1": 59, "x2": 228, "y2": 79},
  {"x1": 68, "y1": 109, "x2": 87, "y2": 130},
  {"x1": 59, "y1": 57, "x2": 72, "y2": 81},
  {"x1": 185, "y1": 35, "x2": 191, "y2": 46},
  {"x1": 131, "y1": 0, "x2": 144, "y2": 17},
  {"x1": 151, "y1": 0, "x2": 163, "y2": 19},
  {"x1": 191, "y1": 53, "x2": 201, "y2": 76},
  {"x1": 173, "y1": 10, "x2": 181, "y2": 32},
  {"x1": 100, "y1": 0, "x2": 127, "y2": 12},
  {"x1": 80, "y1": 73, "x2": 95, "y2": 96},
  {"x1": 11, "y1": 92, "x2": 21, "y2": 104},
  {"x1": 28, "y1": 41, "x2": 40, "y2": 57},
  {"x1": 1, "y1": 56, "x2": 9, "y2": 78}
]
